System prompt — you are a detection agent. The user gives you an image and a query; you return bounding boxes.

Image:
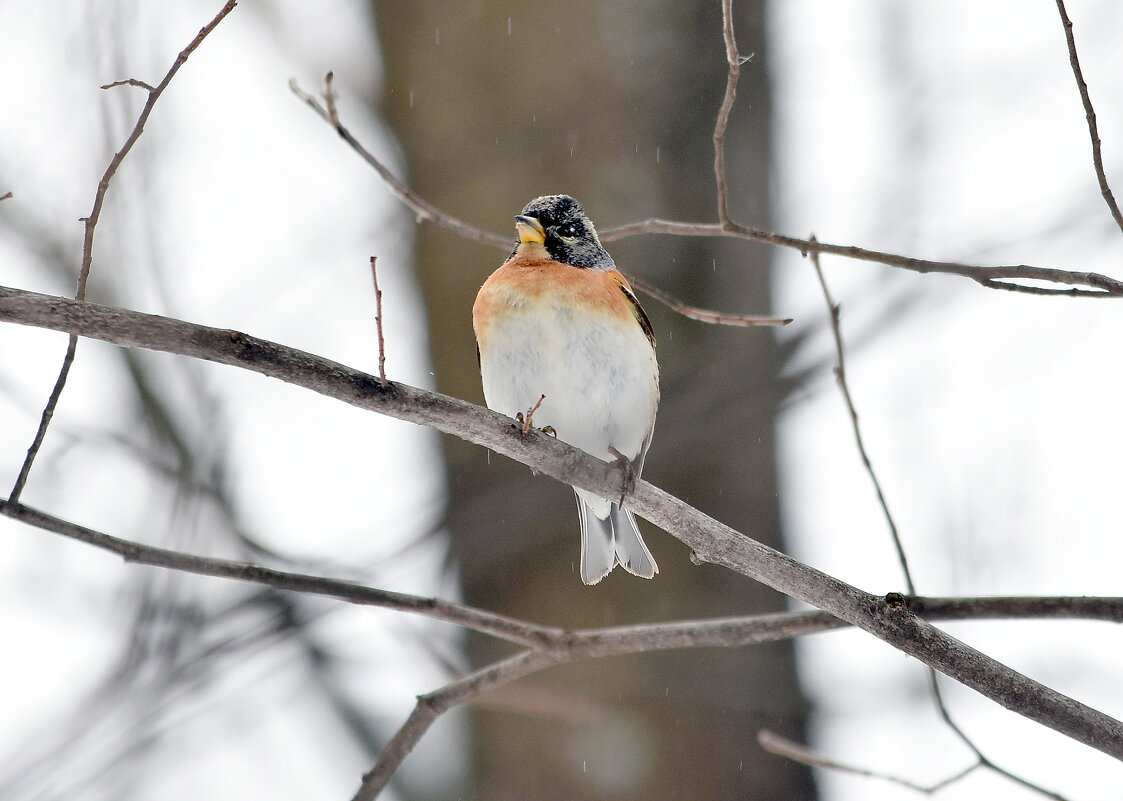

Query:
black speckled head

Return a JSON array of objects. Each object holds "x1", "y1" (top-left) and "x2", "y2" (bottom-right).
[{"x1": 511, "y1": 194, "x2": 616, "y2": 271}]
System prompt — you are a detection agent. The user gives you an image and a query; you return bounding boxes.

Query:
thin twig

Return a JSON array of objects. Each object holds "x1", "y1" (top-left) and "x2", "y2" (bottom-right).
[
  {"x1": 520, "y1": 394, "x2": 546, "y2": 436},
  {"x1": 369, "y1": 256, "x2": 388, "y2": 388},
  {"x1": 289, "y1": 77, "x2": 509, "y2": 249},
  {"x1": 626, "y1": 273, "x2": 791, "y2": 327},
  {"x1": 0, "y1": 191, "x2": 12, "y2": 201},
  {"x1": 758, "y1": 730, "x2": 979, "y2": 794},
  {"x1": 809, "y1": 240, "x2": 914, "y2": 594},
  {"x1": 601, "y1": 218, "x2": 1123, "y2": 297},
  {"x1": 1054, "y1": 0, "x2": 1123, "y2": 236},
  {"x1": 100, "y1": 78, "x2": 157, "y2": 92},
  {"x1": 714, "y1": 0, "x2": 740, "y2": 226},
  {"x1": 323, "y1": 70, "x2": 340, "y2": 127},
  {"x1": 351, "y1": 650, "x2": 557, "y2": 801},
  {"x1": 6, "y1": 0, "x2": 239, "y2": 505},
  {"x1": 927, "y1": 672, "x2": 1068, "y2": 800},
  {"x1": 0, "y1": 497, "x2": 558, "y2": 648}
]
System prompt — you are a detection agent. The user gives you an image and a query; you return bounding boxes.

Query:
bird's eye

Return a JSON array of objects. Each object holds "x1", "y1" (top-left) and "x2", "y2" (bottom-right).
[{"x1": 555, "y1": 223, "x2": 579, "y2": 239}]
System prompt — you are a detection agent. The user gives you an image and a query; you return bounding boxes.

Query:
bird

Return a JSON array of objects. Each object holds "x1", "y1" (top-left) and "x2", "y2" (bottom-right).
[{"x1": 473, "y1": 194, "x2": 660, "y2": 584}]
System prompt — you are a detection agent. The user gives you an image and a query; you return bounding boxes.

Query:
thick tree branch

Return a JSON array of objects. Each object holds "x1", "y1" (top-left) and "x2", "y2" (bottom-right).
[{"x1": 1, "y1": 284, "x2": 1122, "y2": 763}]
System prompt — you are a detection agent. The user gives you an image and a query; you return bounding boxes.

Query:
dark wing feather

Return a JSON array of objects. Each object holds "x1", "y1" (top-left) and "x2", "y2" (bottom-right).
[{"x1": 618, "y1": 282, "x2": 656, "y2": 349}]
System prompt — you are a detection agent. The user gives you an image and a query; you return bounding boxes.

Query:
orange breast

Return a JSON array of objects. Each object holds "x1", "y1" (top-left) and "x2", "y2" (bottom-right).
[{"x1": 473, "y1": 252, "x2": 638, "y2": 346}]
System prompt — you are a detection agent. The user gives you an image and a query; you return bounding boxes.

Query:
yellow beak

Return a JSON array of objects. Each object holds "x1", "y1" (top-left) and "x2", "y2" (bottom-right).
[{"x1": 515, "y1": 215, "x2": 546, "y2": 245}]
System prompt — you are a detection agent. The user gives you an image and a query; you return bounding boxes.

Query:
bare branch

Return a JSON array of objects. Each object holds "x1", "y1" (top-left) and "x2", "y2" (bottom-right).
[
  {"x1": 809, "y1": 241, "x2": 914, "y2": 593},
  {"x1": 1054, "y1": 0, "x2": 1123, "y2": 236},
  {"x1": 713, "y1": 0, "x2": 741, "y2": 225},
  {"x1": 0, "y1": 497, "x2": 557, "y2": 648},
  {"x1": 352, "y1": 651, "x2": 556, "y2": 801},
  {"x1": 288, "y1": 77, "x2": 510, "y2": 250},
  {"x1": 100, "y1": 78, "x2": 157, "y2": 92},
  {"x1": 0, "y1": 497, "x2": 1117, "y2": 654},
  {"x1": 322, "y1": 70, "x2": 340, "y2": 127},
  {"x1": 926, "y1": 673, "x2": 1068, "y2": 800},
  {"x1": 601, "y1": 218, "x2": 1123, "y2": 297},
  {"x1": 0, "y1": 486, "x2": 1113, "y2": 800},
  {"x1": 7, "y1": 0, "x2": 239, "y2": 504},
  {"x1": 758, "y1": 730, "x2": 980, "y2": 794},
  {"x1": 626, "y1": 273, "x2": 791, "y2": 327},
  {"x1": 810, "y1": 244, "x2": 1067, "y2": 799},
  {"x1": 290, "y1": 76, "x2": 1123, "y2": 300},
  {"x1": 369, "y1": 256, "x2": 388, "y2": 388},
  {"x1": 2, "y1": 285, "x2": 1122, "y2": 762}
]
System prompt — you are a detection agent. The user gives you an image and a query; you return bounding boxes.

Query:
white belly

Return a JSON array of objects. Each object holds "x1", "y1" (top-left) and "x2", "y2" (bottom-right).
[{"x1": 479, "y1": 299, "x2": 658, "y2": 465}]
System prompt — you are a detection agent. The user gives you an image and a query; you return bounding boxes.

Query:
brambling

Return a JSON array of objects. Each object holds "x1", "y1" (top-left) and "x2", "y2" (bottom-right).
[{"x1": 473, "y1": 194, "x2": 660, "y2": 584}]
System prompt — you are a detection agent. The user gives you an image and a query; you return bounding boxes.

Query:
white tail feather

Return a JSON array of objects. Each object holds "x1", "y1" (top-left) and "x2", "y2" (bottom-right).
[{"x1": 576, "y1": 491, "x2": 658, "y2": 584}]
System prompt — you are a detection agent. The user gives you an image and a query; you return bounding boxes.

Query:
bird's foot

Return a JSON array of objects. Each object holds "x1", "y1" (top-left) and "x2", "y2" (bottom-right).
[{"x1": 608, "y1": 446, "x2": 637, "y2": 505}]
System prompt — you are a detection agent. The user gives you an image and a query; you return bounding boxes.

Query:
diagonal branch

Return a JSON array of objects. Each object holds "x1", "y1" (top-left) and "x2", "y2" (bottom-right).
[
  {"x1": 809, "y1": 242, "x2": 914, "y2": 593},
  {"x1": 0, "y1": 497, "x2": 558, "y2": 648},
  {"x1": 290, "y1": 80, "x2": 1123, "y2": 300},
  {"x1": 625, "y1": 273, "x2": 791, "y2": 327},
  {"x1": 1, "y1": 284, "x2": 1122, "y2": 763},
  {"x1": 352, "y1": 650, "x2": 556, "y2": 801},
  {"x1": 1054, "y1": 0, "x2": 1123, "y2": 236},
  {"x1": 7, "y1": 0, "x2": 239, "y2": 505},
  {"x1": 288, "y1": 78, "x2": 509, "y2": 250},
  {"x1": 289, "y1": 78, "x2": 788, "y2": 327}
]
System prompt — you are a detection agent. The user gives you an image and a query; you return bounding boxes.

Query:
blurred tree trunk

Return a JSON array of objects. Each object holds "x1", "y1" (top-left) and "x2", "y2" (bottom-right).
[{"x1": 374, "y1": 2, "x2": 815, "y2": 799}]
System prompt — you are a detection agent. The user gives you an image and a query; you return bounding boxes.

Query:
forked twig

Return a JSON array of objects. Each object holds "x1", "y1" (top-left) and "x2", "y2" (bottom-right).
[
  {"x1": 7, "y1": 0, "x2": 239, "y2": 505},
  {"x1": 804, "y1": 244, "x2": 1068, "y2": 799}
]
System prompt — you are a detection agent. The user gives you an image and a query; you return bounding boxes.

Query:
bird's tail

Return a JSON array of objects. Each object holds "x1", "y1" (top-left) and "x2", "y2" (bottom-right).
[{"x1": 575, "y1": 490, "x2": 659, "y2": 585}]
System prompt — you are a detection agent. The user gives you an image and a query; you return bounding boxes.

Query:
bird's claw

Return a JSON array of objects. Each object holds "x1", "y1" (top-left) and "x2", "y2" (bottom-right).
[{"x1": 608, "y1": 446, "x2": 637, "y2": 505}]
